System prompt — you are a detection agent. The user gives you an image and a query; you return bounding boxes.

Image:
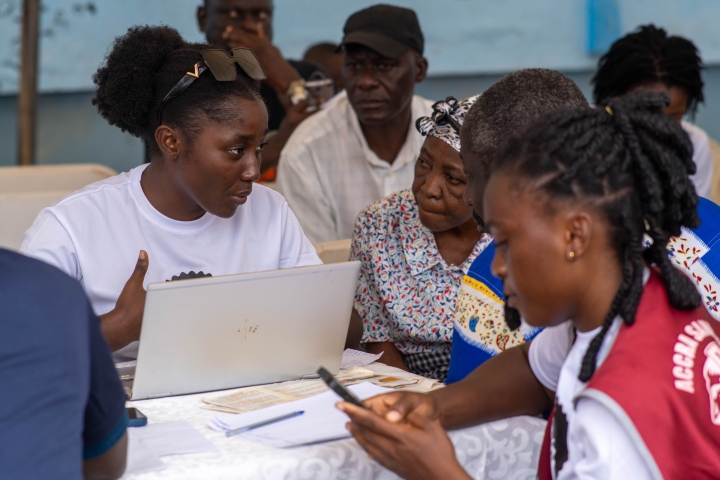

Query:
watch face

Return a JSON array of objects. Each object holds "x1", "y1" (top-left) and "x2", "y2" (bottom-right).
[{"x1": 289, "y1": 81, "x2": 309, "y2": 105}]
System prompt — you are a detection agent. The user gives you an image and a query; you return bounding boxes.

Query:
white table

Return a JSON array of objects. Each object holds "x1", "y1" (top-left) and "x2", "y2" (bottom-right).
[{"x1": 123, "y1": 365, "x2": 546, "y2": 480}]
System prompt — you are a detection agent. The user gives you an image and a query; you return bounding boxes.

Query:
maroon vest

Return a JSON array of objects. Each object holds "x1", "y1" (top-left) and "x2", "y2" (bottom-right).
[{"x1": 539, "y1": 271, "x2": 720, "y2": 479}]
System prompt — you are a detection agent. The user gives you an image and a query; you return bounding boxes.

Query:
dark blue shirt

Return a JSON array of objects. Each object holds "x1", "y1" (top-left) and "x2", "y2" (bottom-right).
[{"x1": 0, "y1": 249, "x2": 127, "y2": 479}]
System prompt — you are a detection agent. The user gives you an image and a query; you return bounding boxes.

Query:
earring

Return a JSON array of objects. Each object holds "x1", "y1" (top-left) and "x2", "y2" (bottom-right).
[{"x1": 567, "y1": 251, "x2": 575, "y2": 260}]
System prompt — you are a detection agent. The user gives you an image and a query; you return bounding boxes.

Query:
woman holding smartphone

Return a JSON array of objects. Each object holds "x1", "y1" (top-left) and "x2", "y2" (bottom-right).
[{"x1": 339, "y1": 92, "x2": 720, "y2": 479}]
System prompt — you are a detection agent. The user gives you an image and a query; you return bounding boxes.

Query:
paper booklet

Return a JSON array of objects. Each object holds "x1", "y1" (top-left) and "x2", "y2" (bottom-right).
[
  {"x1": 200, "y1": 349, "x2": 436, "y2": 414},
  {"x1": 201, "y1": 366, "x2": 376, "y2": 414}
]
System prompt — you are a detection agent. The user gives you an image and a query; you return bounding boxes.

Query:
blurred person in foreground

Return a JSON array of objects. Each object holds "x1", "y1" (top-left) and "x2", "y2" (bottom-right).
[
  {"x1": 0, "y1": 249, "x2": 127, "y2": 480},
  {"x1": 593, "y1": 24, "x2": 713, "y2": 198},
  {"x1": 277, "y1": 4, "x2": 433, "y2": 243},
  {"x1": 198, "y1": 0, "x2": 333, "y2": 181},
  {"x1": 350, "y1": 95, "x2": 486, "y2": 381}
]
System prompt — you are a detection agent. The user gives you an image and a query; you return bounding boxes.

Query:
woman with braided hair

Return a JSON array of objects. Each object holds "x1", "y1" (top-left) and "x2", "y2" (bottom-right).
[
  {"x1": 593, "y1": 24, "x2": 713, "y2": 198},
  {"x1": 338, "y1": 92, "x2": 720, "y2": 480},
  {"x1": 20, "y1": 25, "x2": 322, "y2": 360}
]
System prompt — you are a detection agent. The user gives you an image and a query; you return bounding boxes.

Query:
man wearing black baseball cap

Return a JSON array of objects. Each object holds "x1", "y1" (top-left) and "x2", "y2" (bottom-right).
[
  {"x1": 338, "y1": 4, "x2": 424, "y2": 59},
  {"x1": 278, "y1": 4, "x2": 432, "y2": 244}
]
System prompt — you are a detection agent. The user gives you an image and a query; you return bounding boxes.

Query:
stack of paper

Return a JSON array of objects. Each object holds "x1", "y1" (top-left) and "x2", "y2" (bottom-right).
[
  {"x1": 201, "y1": 366, "x2": 376, "y2": 414},
  {"x1": 115, "y1": 360, "x2": 137, "y2": 377},
  {"x1": 209, "y1": 382, "x2": 390, "y2": 448}
]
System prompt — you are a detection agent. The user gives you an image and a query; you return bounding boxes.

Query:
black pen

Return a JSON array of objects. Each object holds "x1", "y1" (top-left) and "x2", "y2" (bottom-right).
[{"x1": 225, "y1": 410, "x2": 305, "y2": 437}]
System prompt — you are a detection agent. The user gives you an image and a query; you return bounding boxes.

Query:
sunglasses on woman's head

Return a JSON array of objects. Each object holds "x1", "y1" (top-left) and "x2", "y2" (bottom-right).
[{"x1": 156, "y1": 48, "x2": 267, "y2": 125}]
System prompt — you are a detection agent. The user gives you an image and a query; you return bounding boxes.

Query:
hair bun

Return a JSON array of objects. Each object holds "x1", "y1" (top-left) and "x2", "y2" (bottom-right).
[{"x1": 92, "y1": 25, "x2": 187, "y2": 137}]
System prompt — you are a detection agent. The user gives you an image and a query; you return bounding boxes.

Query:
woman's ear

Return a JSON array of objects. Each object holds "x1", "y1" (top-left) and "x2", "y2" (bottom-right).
[
  {"x1": 154, "y1": 125, "x2": 183, "y2": 161},
  {"x1": 564, "y1": 211, "x2": 594, "y2": 261}
]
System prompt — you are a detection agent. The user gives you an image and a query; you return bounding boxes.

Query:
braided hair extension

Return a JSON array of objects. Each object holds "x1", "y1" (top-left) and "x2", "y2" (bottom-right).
[
  {"x1": 592, "y1": 25, "x2": 704, "y2": 118},
  {"x1": 493, "y1": 91, "x2": 701, "y2": 381},
  {"x1": 504, "y1": 303, "x2": 522, "y2": 330},
  {"x1": 92, "y1": 25, "x2": 261, "y2": 158}
]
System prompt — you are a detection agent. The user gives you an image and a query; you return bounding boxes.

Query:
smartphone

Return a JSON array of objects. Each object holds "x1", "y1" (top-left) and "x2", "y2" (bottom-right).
[
  {"x1": 317, "y1": 367, "x2": 367, "y2": 409},
  {"x1": 126, "y1": 407, "x2": 147, "y2": 427}
]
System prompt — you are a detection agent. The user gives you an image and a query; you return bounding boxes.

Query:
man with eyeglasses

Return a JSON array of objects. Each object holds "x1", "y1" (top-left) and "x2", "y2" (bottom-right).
[
  {"x1": 276, "y1": 4, "x2": 433, "y2": 243},
  {"x1": 198, "y1": 0, "x2": 332, "y2": 181}
]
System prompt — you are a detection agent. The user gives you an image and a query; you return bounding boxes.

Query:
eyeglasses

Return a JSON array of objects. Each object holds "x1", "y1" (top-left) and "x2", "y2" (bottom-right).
[{"x1": 156, "y1": 48, "x2": 267, "y2": 125}]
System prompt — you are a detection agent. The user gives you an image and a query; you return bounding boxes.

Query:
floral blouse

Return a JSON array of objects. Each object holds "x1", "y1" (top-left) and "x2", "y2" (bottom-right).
[{"x1": 350, "y1": 189, "x2": 492, "y2": 354}]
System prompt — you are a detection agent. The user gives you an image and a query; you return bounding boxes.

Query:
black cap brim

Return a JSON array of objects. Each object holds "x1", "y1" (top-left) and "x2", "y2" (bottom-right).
[{"x1": 338, "y1": 31, "x2": 410, "y2": 59}]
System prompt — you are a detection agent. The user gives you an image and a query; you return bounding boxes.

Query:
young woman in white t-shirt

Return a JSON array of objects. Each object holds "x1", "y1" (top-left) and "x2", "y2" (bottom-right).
[
  {"x1": 21, "y1": 26, "x2": 322, "y2": 360},
  {"x1": 336, "y1": 93, "x2": 720, "y2": 479}
]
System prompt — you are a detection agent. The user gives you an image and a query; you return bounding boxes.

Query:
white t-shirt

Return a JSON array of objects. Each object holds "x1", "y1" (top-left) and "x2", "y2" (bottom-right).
[
  {"x1": 529, "y1": 320, "x2": 654, "y2": 479},
  {"x1": 682, "y1": 121, "x2": 713, "y2": 199},
  {"x1": 20, "y1": 164, "x2": 321, "y2": 361}
]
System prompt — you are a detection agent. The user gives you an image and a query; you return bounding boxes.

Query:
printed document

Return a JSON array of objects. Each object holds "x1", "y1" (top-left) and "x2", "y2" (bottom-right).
[
  {"x1": 210, "y1": 382, "x2": 391, "y2": 448},
  {"x1": 202, "y1": 367, "x2": 375, "y2": 413}
]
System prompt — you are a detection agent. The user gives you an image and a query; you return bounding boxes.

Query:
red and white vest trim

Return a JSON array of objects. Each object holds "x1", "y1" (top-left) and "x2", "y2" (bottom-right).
[{"x1": 538, "y1": 271, "x2": 720, "y2": 479}]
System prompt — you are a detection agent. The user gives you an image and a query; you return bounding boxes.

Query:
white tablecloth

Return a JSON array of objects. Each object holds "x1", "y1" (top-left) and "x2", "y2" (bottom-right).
[{"x1": 123, "y1": 369, "x2": 546, "y2": 480}]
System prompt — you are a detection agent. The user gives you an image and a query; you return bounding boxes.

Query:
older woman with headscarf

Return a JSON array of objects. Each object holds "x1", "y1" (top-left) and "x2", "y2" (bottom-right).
[{"x1": 349, "y1": 96, "x2": 489, "y2": 381}]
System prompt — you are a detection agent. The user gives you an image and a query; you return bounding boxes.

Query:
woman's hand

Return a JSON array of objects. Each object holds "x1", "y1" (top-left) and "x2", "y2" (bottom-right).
[
  {"x1": 363, "y1": 391, "x2": 441, "y2": 424},
  {"x1": 99, "y1": 251, "x2": 149, "y2": 351},
  {"x1": 338, "y1": 401, "x2": 471, "y2": 480}
]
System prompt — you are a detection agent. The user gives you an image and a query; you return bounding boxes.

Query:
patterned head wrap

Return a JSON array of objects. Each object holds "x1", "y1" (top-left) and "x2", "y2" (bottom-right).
[{"x1": 415, "y1": 95, "x2": 480, "y2": 152}]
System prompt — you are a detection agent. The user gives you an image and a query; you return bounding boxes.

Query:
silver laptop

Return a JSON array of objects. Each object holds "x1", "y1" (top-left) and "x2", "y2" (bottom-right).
[{"x1": 130, "y1": 262, "x2": 360, "y2": 400}]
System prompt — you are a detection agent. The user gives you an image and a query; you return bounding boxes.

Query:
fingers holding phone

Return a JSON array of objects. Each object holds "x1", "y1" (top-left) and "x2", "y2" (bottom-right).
[
  {"x1": 337, "y1": 400, "x2": 469, "y2": 480},
  {"x1": 361, "y1": 391, "x2": 441, "y2": 425},
  {"x1": 319, "y1": 365, "x2": 466, "y2": 480}
]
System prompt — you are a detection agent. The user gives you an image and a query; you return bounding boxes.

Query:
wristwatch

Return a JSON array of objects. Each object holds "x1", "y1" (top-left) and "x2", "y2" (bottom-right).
[{"x1": 284, "y1": 79, "x2": 309, "y2": 106}]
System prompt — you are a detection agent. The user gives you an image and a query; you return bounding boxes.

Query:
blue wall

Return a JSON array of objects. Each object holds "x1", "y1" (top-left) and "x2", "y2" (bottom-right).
[
  {"x1": 3, "y1": 0, "x2": 720, "y2": 94},
  {"x1": 1, "y1": 0, "x2": 720, "y2": 171},
  {"x1": 0, "y1": 92, "x2": 143, "y2": 170}
]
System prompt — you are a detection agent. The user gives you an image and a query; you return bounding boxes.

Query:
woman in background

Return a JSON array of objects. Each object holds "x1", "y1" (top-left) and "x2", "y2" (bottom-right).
[{"x1": 593, "y1": 24, "x2": 713, "y2": 198}]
